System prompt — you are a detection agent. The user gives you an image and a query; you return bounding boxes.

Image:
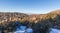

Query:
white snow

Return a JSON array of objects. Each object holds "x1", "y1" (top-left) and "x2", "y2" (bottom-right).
[{"x1": 50, "y1": 28, "x2": 60, "y2": 33}]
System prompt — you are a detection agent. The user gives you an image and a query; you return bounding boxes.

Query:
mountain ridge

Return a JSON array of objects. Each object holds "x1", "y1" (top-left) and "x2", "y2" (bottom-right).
[
  {"x1": 0, "y1": 10, "x2": 60, "y2": 23},
  {"x1": 0, "y1": 10, "x2": 60, "y2": 33}
]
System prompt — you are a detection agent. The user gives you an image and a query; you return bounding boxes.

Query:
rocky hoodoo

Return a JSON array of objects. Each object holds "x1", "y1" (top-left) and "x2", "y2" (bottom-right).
[{"x1": 0, "y1": 10, "x2": 60, "y2": 33}]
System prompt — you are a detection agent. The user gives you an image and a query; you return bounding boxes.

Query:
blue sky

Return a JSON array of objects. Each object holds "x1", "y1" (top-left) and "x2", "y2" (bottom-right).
[{"x1": 0, "y1": 0, "x2": 60, "y2": 14}]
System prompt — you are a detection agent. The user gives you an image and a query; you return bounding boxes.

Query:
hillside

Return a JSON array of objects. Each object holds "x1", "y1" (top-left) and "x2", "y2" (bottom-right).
[
  {"x1": 0, "y1": 10, "x2": 60, "y2": 33},
  {"x1": 0, "y1": 10, "x2": 60, "y2": 23}
]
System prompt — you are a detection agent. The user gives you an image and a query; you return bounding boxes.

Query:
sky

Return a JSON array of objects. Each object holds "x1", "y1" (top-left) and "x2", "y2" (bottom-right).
[{"x1": 0, "y1": 0, "x2": 60, "y2": 14}]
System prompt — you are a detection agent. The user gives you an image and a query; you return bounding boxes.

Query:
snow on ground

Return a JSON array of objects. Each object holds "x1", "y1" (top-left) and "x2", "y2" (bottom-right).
[
  {"x1": 14, "y1": 25, "x2": 33, "y2": 33},
  {"x1": 50, "y1": 28, "x2": 60, "y2": 33}
]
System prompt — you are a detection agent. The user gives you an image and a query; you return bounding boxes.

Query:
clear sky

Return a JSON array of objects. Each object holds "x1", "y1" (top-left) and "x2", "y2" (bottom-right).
[{"x1": 0, "y1": 0, "x2": 60, "y2": 14}]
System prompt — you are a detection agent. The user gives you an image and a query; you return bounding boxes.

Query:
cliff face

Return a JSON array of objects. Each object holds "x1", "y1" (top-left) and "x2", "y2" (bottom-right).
[{"x1": 0, "y1": 10, "x2": 60, "y2": 33}]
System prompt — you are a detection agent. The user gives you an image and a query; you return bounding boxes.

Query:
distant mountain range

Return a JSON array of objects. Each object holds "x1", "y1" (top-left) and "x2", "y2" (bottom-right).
[
  {"x1": 0, "y1": 10, "x2": 60, "y2": 23},
  {"x1": 0, "y1": 10, "x2": 60, "y2": 33}
]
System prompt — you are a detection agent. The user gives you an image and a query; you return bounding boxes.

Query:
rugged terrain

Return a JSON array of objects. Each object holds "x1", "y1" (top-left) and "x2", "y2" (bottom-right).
[{"x1": 0, "y1": 10, "x2": 60, "y2": 33}]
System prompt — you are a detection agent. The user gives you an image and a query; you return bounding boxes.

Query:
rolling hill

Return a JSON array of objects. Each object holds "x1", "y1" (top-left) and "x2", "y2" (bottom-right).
[{"x1": 0, "y1": 10, "x2": 60, "y2": 33}]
